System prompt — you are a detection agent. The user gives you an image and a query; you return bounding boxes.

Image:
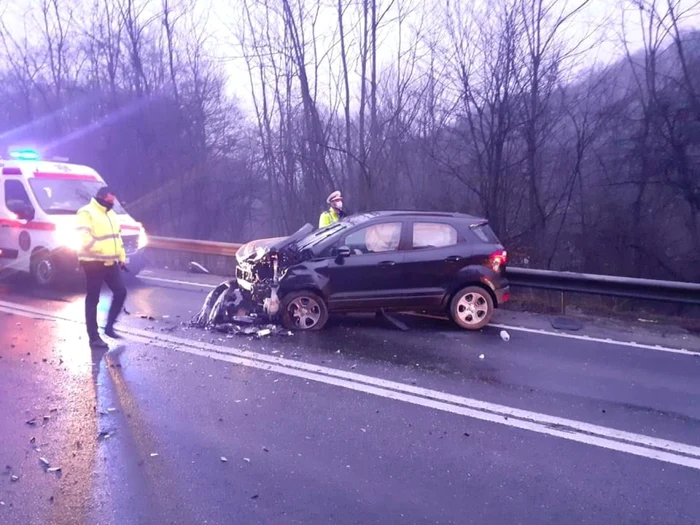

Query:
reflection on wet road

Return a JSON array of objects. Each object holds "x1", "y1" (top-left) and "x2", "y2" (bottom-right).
[{"x1": 1, "y1": 270, "x2": 700, "y2": 525}]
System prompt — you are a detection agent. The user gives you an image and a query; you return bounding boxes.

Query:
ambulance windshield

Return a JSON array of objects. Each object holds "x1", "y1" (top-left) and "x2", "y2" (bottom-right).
[{"x1": 29, "y1": 179, "x2": 127, "y2": 215}]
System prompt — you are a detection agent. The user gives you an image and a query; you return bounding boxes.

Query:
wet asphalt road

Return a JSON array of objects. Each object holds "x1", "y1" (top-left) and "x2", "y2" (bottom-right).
[{"x1": 1, "y1": 270, "x2": 700, "y2": 525}]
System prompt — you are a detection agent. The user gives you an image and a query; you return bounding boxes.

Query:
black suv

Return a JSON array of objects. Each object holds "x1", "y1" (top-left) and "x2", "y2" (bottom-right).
[{"x1": 230, "y1": 211, "x2": 510, "y2": 331}]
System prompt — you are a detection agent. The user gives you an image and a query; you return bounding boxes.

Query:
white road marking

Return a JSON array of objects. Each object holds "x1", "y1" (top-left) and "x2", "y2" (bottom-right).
[
  {"x1": 489, "y1": 323, "x2": 697, "y2": 357},
  {"x1": 137, "y1": 275, "x2": 699, "y2": 356},
  {"x1": 2, "y1": 298, "x2": 700, "y2": 471}
]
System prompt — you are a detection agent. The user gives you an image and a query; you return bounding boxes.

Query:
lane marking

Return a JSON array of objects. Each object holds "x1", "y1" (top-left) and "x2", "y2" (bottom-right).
[
  {"x1": 489, "y1": 323, "x2": 698, "y2": 357},
  {"x1": 2, "y1": 299, "x2": 700, "y2": 471},
  {"x1": 137, "y1": 275, "x2": 699, "y2": 356}
]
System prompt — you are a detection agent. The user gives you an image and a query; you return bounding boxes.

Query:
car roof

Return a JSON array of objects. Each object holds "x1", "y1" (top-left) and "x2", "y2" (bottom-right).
[
  {"x1": 1, "y1": 160, "x2": 103, "y2": 179},
  {"x1": 359, "y1": 210, "x2": 487, "y2": 223}
]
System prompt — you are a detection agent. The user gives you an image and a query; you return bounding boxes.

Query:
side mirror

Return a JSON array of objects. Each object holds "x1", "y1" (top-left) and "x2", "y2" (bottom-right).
[
  {"x1": 335, "y1": 246, "x2": 352, "y2": 258},
  {"x1": 16, "y1": 204, "x2": 35, "y2": 222}
]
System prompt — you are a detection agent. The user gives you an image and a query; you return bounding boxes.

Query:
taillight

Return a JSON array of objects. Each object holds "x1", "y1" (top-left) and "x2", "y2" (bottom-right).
[{"x1": 489, "y1": 250, "x2": 507, "y2": 272}]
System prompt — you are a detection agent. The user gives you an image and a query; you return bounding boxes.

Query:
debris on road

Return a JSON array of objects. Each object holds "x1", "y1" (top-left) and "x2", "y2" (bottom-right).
[
  {"x1": 550, "y1": 317, "x2": 583, "y2": 331},
  {"x1": 243, "y1": 458, "x2": 251, "y2": 463},
  {"x1": 39, "y1": 458, "x2": 50, "y2": 469},
  {"x1": 479, "y1": 354, "x2": 485, "y2": 359},
  {"x1": 188, "y1": 261, "x2": 210, "y2": 274},
  {"x1": 262, "y1": 446, "x2": 269, "y2": 452},
  {"x1": 377, "y1": 309, "x2": 410, "y2": 331},
  {"x1": 150, "y1": 453, "x2": 159, "y2": 458},
  {"x1": 188, "y1": 281, "x2": 293, "y2": 338},
  {"x1": 47, "y1": 467, "x2": 61, "y2": 473},
  {"x1": 10, "y1": 475, "x2": 19, "y2": 482},
  {"x1": 107, "y1": 408, "x2": 117, "y2": 413},
  {"x1": 251, "y1": 494, "x2": 259, "y2": 500},
  {"x1": 500, "y1": 330, "x2": 510, "y2": 342},
  {"x1": 26, "y1": 418, "x2": 37, "y2": 426},
  {"x1": 220, "y1": 457, "x2": 228, "y2": 463}
]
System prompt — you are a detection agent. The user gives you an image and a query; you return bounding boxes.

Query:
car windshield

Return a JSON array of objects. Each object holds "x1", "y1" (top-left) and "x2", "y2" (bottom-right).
[
  {"x1": 295, "y1": 213, "x2": 376, "y2": 251},
  {"x1": 29, "y1": 179, "x2": 127, "y2": 215}
]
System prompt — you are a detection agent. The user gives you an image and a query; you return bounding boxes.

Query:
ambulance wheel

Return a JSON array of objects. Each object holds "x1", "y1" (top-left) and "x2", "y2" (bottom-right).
[{"x1": 31, "y1": 250, "x2": 57, "y2": 287}]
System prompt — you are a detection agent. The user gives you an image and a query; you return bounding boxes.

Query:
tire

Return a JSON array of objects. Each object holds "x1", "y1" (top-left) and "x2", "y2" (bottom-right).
[
  {"x1": 450, "y1": 286, "x2": 494, "y2": 331},
  {"x1": 31, "y1": 251, "x2": 57, "y2": 287},
  {"x1": 281, "y1": 290, "x2": 329, "y2": 331}
]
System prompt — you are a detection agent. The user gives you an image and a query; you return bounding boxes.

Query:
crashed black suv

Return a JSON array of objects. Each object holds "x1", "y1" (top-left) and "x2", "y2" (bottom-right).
[{"x1": 200, "y1": 211, "x2": 510, "y2": 332}]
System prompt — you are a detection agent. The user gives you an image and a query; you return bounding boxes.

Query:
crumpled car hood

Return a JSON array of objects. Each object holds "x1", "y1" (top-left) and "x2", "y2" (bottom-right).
[{"x1": 236, "y1": 224, "x2": 314, "y2": 263}]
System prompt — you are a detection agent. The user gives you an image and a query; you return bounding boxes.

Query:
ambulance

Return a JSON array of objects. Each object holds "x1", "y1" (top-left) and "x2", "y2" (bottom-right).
[{"x1": 0, "y1": 148, "x2": 148, "y2": 286}]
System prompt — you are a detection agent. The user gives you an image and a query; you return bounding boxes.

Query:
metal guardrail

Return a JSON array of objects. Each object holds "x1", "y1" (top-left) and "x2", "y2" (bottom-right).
[
  {"x1": 149, "y1": 236, "x2": 242, "y2": 257},
  {"x1": 506, "y1": 268, "x2": 700, "y2": 305},
  {"x1": 149, "y1": 236, "x2": 700, "y2": 306}
]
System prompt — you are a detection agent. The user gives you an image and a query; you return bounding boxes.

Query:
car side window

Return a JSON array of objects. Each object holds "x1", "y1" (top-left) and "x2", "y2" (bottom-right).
[
  {"x1": 345, "y1": 222, "x2": 402, "y2": 254},
  {"x1": 412, "y1": 222, "x2": 458, "y2": 249},
  {"x1": 4, "y1": 180, "x2": 32, "y2": 214}
]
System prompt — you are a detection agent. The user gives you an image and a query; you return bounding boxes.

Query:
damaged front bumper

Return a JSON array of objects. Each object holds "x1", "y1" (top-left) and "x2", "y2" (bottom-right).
[
  {"x1": 192, "y1": 248, "x2": 288, "y2": 328},
  {"x1": 188, "y1": 278, "x2": 291, "y2": 337},
  {"x1": 236, "y1": 251, "x2": 288, "y2": 317}
]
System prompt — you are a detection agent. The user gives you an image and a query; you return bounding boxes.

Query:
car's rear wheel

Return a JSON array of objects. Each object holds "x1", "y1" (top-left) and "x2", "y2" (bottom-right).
[
  {"x1": 281, "y1": 291, "x2": 329, "y2": 331},
  {"x1": 450, "y1": 286, "x2": 494, "y2": 330}
]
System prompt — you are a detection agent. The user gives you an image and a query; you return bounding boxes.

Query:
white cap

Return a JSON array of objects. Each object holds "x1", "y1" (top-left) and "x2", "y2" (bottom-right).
[{"x1": 326, "y1": 190, "x2": 342, "y2": 204}]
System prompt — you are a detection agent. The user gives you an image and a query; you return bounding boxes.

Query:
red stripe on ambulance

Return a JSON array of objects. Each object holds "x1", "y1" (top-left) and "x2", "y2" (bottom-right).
[
  {"x1": 33, "y1": 172, "x2": 98, "y2": 181},
  {"x1": 0, "y1": 219, "x2": 56, "y2": 231}
]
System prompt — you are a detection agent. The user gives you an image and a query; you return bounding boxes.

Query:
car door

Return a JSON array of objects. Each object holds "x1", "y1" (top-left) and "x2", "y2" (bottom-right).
[
  {"x1": 323, "y1": 220, "x2": 408, "y2": 311},
  {"x1": 399, "y1": 220, "x2": 469, "y2": 308},
  {"x1": 0, "y1": 180, "x2": 34, "y2": 273}
]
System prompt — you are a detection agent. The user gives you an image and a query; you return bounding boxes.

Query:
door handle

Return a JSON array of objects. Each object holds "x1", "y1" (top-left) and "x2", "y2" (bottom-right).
[
  {"x1": 378, "y1": 261, "x2": 396, "y2": 267},
  {"x1": 445, "y1": 256, "x2": 462, "y2": 263}
]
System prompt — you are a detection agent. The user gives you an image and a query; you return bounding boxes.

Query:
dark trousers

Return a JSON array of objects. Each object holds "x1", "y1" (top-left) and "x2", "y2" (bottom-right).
[{"x1": 82, "y1": 261, "x2": 127, "y2": 339}]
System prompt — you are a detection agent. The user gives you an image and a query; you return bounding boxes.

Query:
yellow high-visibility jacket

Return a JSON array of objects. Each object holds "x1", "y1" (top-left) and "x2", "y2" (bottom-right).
[
  {"x1": 319, "y1": 208, "x2": 339, "y2": 228},
  {"x1": 76, "y1": 199, "x2": 126, "y2": 265}
]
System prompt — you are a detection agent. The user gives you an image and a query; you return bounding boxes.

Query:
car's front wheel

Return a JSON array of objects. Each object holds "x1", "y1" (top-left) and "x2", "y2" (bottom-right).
[
  {"x1": 281, "y1": 290, "x2": 329, "y2": 331},
  {"x1": 450, "y1": 286, "x2": 494, "y2": 330},
  {"x1": 31, "y1": 250, "x2": 57, "y2": 287}
]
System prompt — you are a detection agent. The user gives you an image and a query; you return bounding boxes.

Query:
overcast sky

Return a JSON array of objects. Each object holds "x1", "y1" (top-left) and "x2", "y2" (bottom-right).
[
  {"x1": 202, "y1": 0, "x2": 700, "y2": 110},
  {"x1": 3, "y1": 0, "x2": 700, "y2": 114}
]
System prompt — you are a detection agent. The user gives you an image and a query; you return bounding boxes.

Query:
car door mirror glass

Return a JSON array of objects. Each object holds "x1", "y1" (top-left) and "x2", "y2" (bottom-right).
[{"x1": 335, "y1": 246, "x2": 352, "y2": 258}]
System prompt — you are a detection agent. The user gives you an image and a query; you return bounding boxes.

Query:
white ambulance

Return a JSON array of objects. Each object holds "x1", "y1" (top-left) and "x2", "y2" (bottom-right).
[{"x1": 0, "y1": 149, "x2": 148, "y2": 286}]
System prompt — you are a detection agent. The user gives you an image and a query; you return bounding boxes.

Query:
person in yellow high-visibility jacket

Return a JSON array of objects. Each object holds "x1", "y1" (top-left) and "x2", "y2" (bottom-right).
[
  {"x1": 319, "y1": 190, "x2": 346, "y2": 228},
  {"x1": 76, "y1": 186, "x2": 127, "y2": 348}
]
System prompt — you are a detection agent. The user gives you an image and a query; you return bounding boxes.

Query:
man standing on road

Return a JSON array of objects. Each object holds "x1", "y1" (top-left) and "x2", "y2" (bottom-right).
[
  {"x1": 319, "y1": 190, "x2": 346, "y2": 228},
  {"x1": 76, "y1": 186, "x2": 128, "y2": 348}
]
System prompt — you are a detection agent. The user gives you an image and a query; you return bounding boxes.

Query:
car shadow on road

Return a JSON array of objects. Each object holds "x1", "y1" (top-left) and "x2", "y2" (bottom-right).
[{"x1": 275, "y1": 312, "x2": 506, "y2": 384}]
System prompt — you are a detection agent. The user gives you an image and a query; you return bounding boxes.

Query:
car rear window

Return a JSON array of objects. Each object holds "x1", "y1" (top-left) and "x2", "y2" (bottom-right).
[
  {"x1": 471, "y1": 223, "x2": 500, "y2": 244},
  {"x1": 412, "y1": 222, "x2": 458, "y2": 249}
]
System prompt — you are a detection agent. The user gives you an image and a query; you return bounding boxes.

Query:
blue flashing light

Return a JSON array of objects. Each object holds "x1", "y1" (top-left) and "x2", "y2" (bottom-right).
[{"x1": 9, "y1": 148, "x2": 40, "y2": 161}]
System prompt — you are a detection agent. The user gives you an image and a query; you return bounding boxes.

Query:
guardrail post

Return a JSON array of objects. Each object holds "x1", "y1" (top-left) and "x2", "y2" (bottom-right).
[{"x1": 560, "y1": 291, "x2": 566, "y2": 315}]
